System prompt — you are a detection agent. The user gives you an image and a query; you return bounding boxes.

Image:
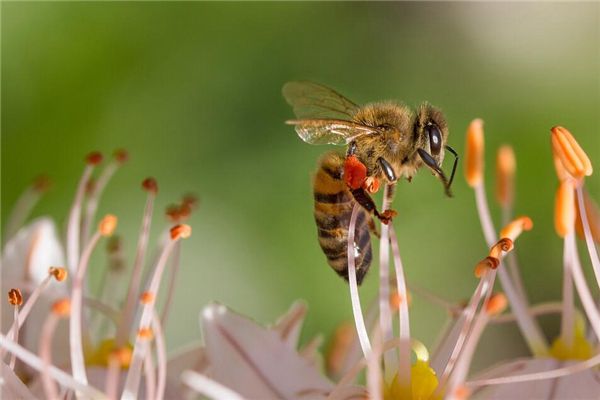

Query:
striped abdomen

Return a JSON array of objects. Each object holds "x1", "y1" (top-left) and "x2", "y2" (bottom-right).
[{"x1": 313, "y1": 152, "x2": 372, "y2": 285}]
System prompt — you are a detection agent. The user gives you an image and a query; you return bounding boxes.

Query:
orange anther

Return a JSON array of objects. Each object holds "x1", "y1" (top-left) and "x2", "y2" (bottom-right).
[
  {"x1": 500, "y1": 216, "x2": 533, "y2": 241},
  {"x1": 86, "y1": 151, "x2": 103, "y2": 166},
  {"x1": 99, "y1": 214, "x2": 118, "y2": 237},
  {"x1": 465, "y1": 119, "x2": 484, "y2": 188},
  {"x1": 474, "y1": 257, "x2": 499, "y2": 278},
  {"x1": 142, "y1": 177, "x2": 158, "y2": 194},
  {"x1": 52, "y1": 299, "x2": 71, "y2": 316},
  {"x1": 343, "y1": 155, "x2": 367, "y2": 190},
  {"x1": 486, "y1": 293, "x2": 508, "y2": 315},
  {"x1": 495, "y1": 145, "x2": 516, "y2": 207},
  {"x1": 138, "y1": 328, "x2": 154, "y2": 340},
  {"x1": 489, "y1": 238, "x2": 514, "y2": 258},
  {"x1": 170, "y1": 224, "x2": 192, "y2": 240},
  {"x1": 551, "y1": 126, "x2": 592, "y2": 179},
  {"x1": 140, "y1": 291, "x2": 154, "y2": 304},
  {"x1": 49, "y1": 267, "x2": 68, "y2": 282},
  {"x1": 555, "y1": 180, "x2": 576, "y2": 238},
  {"x1": 32, "y1": 175, "x2": 52, "y2": 193},
  {"x1": 8, "y1": 289, "x2": 23, "y2": 306},
  {"x1": 113, "y1": 149, "x2": 129, "y2": 164}
]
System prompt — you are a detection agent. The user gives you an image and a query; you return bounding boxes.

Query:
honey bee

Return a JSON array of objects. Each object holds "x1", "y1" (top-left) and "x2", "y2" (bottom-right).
[{"x1": 283, "y1": 81, "x2": 458, "y2": 284}]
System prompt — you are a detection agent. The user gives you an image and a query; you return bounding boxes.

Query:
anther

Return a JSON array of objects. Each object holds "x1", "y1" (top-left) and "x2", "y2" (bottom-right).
[
  {"x1": 343, "y1": 155, "x2": 367, "y2": 190},
  {"x1": 489, "y1": 238, "x2": 514, "y2": 258},
  {"x1": 140, "y1": 291, "x2": 154, "y2": 304},
  {"x1": 111, "y1": 347, "x2": 132, "y2": 366},
  {"x1": 485, "y1": 293, "x2": 508, "y2": 315},
  {"x1": 495, "y1": 145, "x2": 516, "y2": 207},
  {"x1": 113, "y1": 149, "x2": 129, "y2": 164},
  {"x1": 474, "y1": 256, "x2": 500, "y2": 278},
  {"x1": 182, "y1": 193, "x2": 199, "y2": 209},
  {"x1": 499, "y1": 216, "x2": 533, "y2": 241},
  {"x1": 551, "y1": 126, "x2": 593, "y2": 179},
  {"x1": 49, "y1": 267, "x2": 68, "y2": 282},
  {"x1": 8, "y1": 288, "x2": 23, "y2": 306},
  {"x1": 142, "y1": 177, "x2": 158, "y2": 194},
  {"x1": 32, "y1": 174, "x2": 52, "y2": 193},
  {"x1": 555, "y1": 180, "x2": 576, "y2": 238},
  {"x1": 99, "y1": 214, "x2": 118, "y2": 237},
  {"x1": 52, "y1": 299, "x2": 71, "y2": 316},
  {"x1": 465, "y1": 119, "x2": 484, "y2": 188},
  {"x1": 138, "y1": 328, "x2": 154, "y2": 340},
  {"x1": 86, "y1": 151, "x2": 104, "y2": 166},
  {"x1": 166, "y1": 204, "x2": 182, "y2": 222},
  {"x1": 170, "y1": 224, "x2": 192, "y2": 240}
]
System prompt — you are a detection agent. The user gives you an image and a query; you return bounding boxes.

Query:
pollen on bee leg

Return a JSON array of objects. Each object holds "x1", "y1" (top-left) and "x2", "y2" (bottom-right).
[
  {"x1": 8, "y1": 288, "x2": 23, "y2": 306},
  {"x1": 363, "y1": 177, "x2": 380, "y2": 193},
  {"x1": 551, "y1": 126, "x2": 593, "y2": 180},
  {"x1": 343, "y1": 155, "x2": 367, "y2": 189},
  {"x1": 499, "y1": 216, "x2": 533, "y2": 241},
  {"x1": 465, "y1": 119, "x2": 484, "y2": 188},
  {"x1": 49, "y1": 266, "x2": 68, "y2": 282}
]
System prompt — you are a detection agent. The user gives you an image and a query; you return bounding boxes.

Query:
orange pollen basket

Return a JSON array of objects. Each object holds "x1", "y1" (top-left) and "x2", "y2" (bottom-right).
[{"x1": 343, "y1": 155, "x2": 367, "y2": 190}]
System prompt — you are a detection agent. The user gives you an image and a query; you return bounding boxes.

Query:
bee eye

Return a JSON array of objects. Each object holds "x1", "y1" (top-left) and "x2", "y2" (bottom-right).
[{"x1": 426, "y1": 124, "x2": 442, "y2": 155}]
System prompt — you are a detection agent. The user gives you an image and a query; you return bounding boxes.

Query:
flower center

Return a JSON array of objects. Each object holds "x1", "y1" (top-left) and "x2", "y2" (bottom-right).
[{"x1": 384, "y1": 360, "x2": 441, "y2": 400}]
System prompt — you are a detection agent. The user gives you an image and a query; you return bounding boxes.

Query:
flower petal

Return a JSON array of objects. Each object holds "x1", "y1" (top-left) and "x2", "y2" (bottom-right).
[
  {"x1": 272, "y1": 300, "x2": 307, "y2": 348},
  {"x1": 201, "y1": 303, "x2": 334, "y2": 400},
  {"x1": 1, "y1": 363, "x2": 36, "y2": 400}
]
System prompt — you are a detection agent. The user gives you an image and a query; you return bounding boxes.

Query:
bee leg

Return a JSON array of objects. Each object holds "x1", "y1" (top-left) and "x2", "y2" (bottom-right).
[
  {"x1": 417, "y1": 148, "x2": 453, "y2": 197},
  {"x1": 377, "y1": 157, "x2": 397, "y2": 183},
  {"x1": 368, "y1": 216, "x2": 380, "y2": 238},
  {"x1": 350, "y1": 187, "x2": 397, "y2": 224}
]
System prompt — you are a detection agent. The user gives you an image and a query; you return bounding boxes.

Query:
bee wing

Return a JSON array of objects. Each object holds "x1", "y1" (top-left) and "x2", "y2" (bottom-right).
[
  {"x1": 282, "y1": 81, "x2": 360, "y2": 119},
  {"x1": 286, "y1": 119, "x2": 378, "y2": 145}
]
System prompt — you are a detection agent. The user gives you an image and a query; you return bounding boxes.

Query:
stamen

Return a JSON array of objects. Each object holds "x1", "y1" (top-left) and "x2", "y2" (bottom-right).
[
  {"x1": 346, "y1": 204, "x2": 372, "y2": 357},
  {"x1": 40, "y1": 299, "x2": 70, "y2": 400},
  {"x1": 485, "y1": 293, "x2": 508, "y2": 315},
  {"x1": 575, "y1": 185, "x2": 600, "y2": 289},
  {"x1": 388, "y1": 225, "x2": 412, "y2": 387},
  {"x1": 378, "y1": 184, "x2": 396, "y2": 380},
  {"x1": 555, "y1": 180, "x2": 576, "y2": 238},
  {"x1": 495, "y1": 145, "x2": 516, "y2": 208},
  {"x1": 121, "y1": 225, "x2": 190, "y2": 400},
  {"x1": 561, "y1": 236, "x2": 575, "y2": 348},
  {"x1": 81, "y1": 149, "x2": 128, "y2": 246},
  {"x1": 553, "y1": 152, "x2": 570, "y2": 182},
  {"x1": 551, "y1": 126, "x2": 593, "y2": 179},
  {"x1": 181, "y1": 370, "x2": 244, "y2": 400},
  {"x1": 8, "y1": 289, "x2": 22, "y2": 369},
  {"x1": 464, "y1": 119, "x2": 484, "y2": 188},
  {"x1": 0, "y1": 334, "x2": 107, "y2": 399},
  {"x1": 499, "y1": 216, "x2": 533, "y2": 242},
  {"x1": 3, "y1": 175, "x2": 51, "y2": 245},
  {"x1": 153, "y1": 311, "x2": 167, "y2": 400},
  {"x1": 575, "y1": 188, "x2": 600, "y2": 244},
  {"x1": 160, "y1": 241, "x2": 181, "y2": 325},
  {"x1": 7, "y1": 288, "x2": 23, "y2": 306},
  {"x1": 66, "y1": 152, "x2": 102, "y2": 274},
  {"x1": 116, "y1": 178, "x2": 157, "y2": 349},
  {"x1": 70, "y1": 215, "x2": 117, "y2": 386}
]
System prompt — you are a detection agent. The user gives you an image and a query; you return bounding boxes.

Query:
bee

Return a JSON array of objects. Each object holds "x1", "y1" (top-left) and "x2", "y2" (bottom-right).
[{"x1": 283, "y1": 81, "x2": 458, "y2": 284}]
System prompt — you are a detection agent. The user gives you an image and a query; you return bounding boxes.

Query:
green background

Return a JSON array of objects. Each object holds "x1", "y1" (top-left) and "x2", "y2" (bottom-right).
[{"x1": 2, "y1": 2, "x2": 599, "y2": 371}]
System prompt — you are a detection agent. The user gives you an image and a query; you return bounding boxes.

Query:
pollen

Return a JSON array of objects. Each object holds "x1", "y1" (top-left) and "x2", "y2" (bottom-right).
[
  {"x1": 140, "y1": 291, "x2": 154, "y2": 304},
  {"x1": 8, "y1": 288, "x2": 23, "y2": 306},
  {"x1": 363, "y1": 176, "x2": 380, "y2": 193},
  {"x1": 86, "y1": 339, "x2": 133, "y2": 368},
  {"x1": 464, "y1": 118, "x2": 484, "y2": 188},
  {"x1": 499, "y1": 216, "x2": 533, "y2": 241},
  {"x1": 390, "y1": 291, "x2": 412, "y2": 310},
  {"x1": 52, "y1": 299, "x2": 71, "y2": 316},
  {"x1": 142, "y1": 177, "x2": 158, "y2": 194},
  {"x1": 555, "y1": 180, "x2": 576, "y2": 238},
  {"x1": 553, "y1": 152, "x2": 569, "y2": 182},
  {"x1": 551, "y1": 126, "x2": 593, "y2": 179},
  {"x1": 488, "y1": 238, "x2": 514, "y2": 259},
  {"x1": 99, "y1": 214, "x2": 118, "y2": 236},
  {"x1": 495, "y1": 145, "x2": 516, "y2": 207},
  {"x1": 113, "y1": 148, "x2": 129, "y2": 164},
  {"x1": 170, "y1": 224, "x2": 192, "y2": 240},
  {"x1": 343, "y1": 155, "x2": 367, "y2": 190},
  {"x1": 485, "y1": 293, "x2": 508, "y2": 315},
  {"x1": 86, "y1": 151, "x2": 103, "y2": 166},
  {"x1": 550, "y1": 322, "x2": 593, "y2": 361},
  {"x1": 49, "y1": 266, "x2": 68, "y2": 282},
  {"x1": 385, "y1": 360, "x2": 441, "y2": 400},
  {"x1": 138, "y1": 328, "x2": 154, "y2": 340}
]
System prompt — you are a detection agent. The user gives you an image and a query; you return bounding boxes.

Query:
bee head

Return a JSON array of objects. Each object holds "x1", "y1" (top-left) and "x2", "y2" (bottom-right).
[{"x1": 414, "y1": 102, "x2": 449, "y2": 166}]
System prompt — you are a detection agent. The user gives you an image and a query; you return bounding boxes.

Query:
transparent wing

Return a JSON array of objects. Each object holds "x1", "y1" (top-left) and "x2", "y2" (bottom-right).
[
  {"x1": 286, "y1": 119, "x2": 377, "y2": 145},
  {"x1": 282, "y1": 81, "x2": 360, "y2": 119}
]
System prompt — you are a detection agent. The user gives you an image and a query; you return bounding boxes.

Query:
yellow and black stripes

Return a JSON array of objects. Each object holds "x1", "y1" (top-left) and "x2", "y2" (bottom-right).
[{"x1": 313, "y1": 152, "x2": 372, "y2": 285}]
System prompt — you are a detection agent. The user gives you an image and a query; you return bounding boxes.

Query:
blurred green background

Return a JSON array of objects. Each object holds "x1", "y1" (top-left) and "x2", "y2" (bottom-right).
[{"x1": 2, "y1": 2, "x2": 599, "y2": 371}]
